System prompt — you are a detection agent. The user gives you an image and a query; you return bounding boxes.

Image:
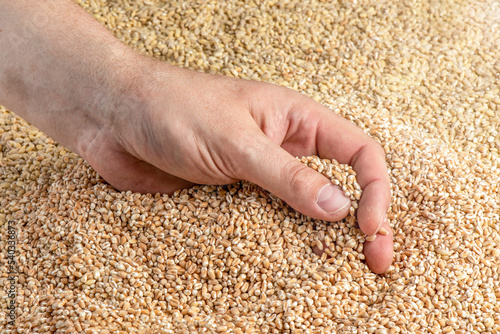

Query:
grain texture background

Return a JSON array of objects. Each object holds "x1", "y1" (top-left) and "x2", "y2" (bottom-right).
[{"x1": 1, "y1": 0, "x2": 499, "y2": 333}]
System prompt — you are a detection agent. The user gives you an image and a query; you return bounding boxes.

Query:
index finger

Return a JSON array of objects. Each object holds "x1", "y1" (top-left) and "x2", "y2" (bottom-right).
[
  {"x1": 307, "y1": 108, "x2": 391, "y2": 235},
  {"x1": 290, "y1": 100, "x2": 393, "y2": 273}
]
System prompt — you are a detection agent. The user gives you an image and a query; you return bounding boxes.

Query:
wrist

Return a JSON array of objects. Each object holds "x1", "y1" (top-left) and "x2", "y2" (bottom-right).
[
  {"x1": 75, "y1": 52, "x2": 159, "y2": 161},
  {"x1": 0, "y1": 0, "x2": 155, "y2": 159},
  {"x1": 102, "y1": 60, "x2": 186, "y2": 162}
]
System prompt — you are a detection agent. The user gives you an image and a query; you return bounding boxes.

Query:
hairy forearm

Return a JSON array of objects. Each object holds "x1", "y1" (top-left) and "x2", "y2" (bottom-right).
[{"x1": 0, "y1": 0, "x2": 146, "y2": 154}]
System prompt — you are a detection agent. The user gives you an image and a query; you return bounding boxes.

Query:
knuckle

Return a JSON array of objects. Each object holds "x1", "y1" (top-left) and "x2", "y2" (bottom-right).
[
  {"x1": 284, "y1": 160, "x2": 314, "y2": 194},
  {"x1": 367, "y1": 138, "x2": 386, "y2": 157}
]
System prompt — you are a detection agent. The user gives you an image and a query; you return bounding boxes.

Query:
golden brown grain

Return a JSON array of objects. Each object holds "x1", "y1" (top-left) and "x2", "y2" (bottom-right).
[
  {"x1": 378, "y1": 227, "x2": 389, "y2": 236},
  {"x1": 1, "y1": 0, "x2": 500, "y2": 333}
]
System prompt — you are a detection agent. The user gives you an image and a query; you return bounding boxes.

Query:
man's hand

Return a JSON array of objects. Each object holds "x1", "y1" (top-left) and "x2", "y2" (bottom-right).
[
  {"x1": 0, "y1": 0, "x2": 393, "y2": 273},
  {"x1": 81, "y1": 64, "x2": 393, "y2": 273}
]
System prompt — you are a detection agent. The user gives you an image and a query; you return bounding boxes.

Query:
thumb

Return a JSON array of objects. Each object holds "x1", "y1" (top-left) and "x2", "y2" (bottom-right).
[{"x1": 238, "y1": 136, "x2": 351, "y2": 221}]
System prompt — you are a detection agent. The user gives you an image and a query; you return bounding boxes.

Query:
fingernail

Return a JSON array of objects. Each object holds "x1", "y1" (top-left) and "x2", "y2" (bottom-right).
[{"x1": 317, "y1": 184, "x2": 351, "y2": 214}]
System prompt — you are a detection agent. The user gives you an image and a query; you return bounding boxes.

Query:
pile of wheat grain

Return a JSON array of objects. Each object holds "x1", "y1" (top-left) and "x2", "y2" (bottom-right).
[{"x1": 1, "y1": 0, "x2": 499, "y2": 333}]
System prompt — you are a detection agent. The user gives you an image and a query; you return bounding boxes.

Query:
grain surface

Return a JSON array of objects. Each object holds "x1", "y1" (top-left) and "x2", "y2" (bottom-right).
[{"x1": 1, "y1": 0, "x2": 500, "y2": 333}]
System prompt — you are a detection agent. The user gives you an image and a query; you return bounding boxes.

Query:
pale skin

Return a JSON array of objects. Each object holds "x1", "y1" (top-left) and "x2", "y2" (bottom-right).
[{"x1": 0, "y1": 0, "x2": 393, "y2": 273}]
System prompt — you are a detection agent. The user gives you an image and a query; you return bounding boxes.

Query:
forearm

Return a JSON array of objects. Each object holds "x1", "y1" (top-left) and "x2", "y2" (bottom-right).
[{"x1": 0, "y1": 0, "x2": 144, "y2": 154}]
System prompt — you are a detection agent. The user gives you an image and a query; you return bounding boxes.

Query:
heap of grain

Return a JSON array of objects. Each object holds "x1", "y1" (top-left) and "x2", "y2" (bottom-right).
[{"x1": 1, "y1": 0, "x2": 499, "y2": 333}]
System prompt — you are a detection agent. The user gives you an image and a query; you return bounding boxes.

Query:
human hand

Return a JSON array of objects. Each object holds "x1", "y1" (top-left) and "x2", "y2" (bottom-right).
[
  {"x1": 81, "y1": 63, "x2": 393, "y2": 273},
  {"x1": 0, "y1": 0, "x2": 392, "y2": 273}
]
